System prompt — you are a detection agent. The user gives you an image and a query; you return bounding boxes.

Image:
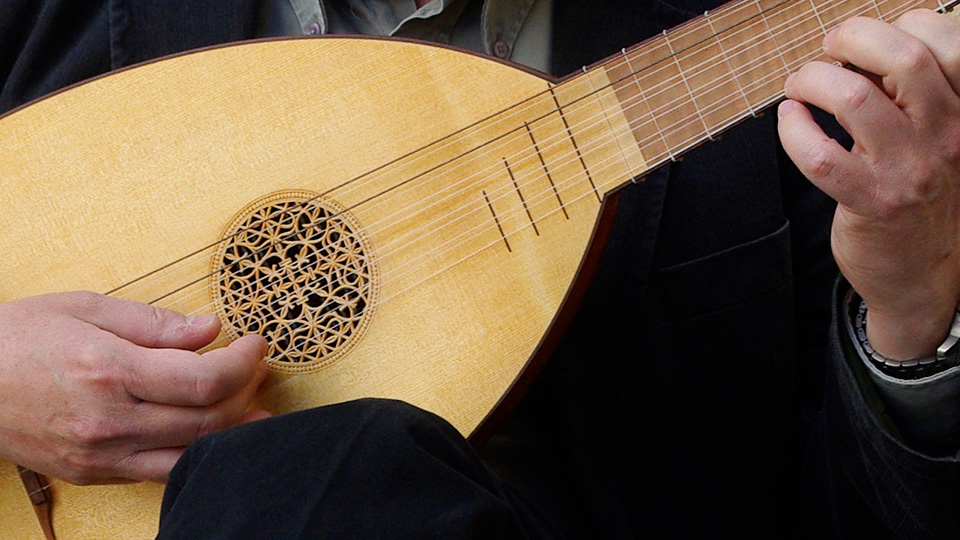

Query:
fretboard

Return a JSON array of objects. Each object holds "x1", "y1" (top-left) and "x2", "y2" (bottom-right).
[{"x1": 560, "y1": 0, "x2": 955, "y2": 188}]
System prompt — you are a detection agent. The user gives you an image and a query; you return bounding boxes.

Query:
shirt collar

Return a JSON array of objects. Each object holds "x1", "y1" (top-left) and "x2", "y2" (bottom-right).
[{"x1": 307, "y1": 0, "x2": 538, "y2": 57}]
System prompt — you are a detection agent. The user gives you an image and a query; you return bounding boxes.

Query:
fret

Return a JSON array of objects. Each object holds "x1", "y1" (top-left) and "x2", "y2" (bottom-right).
[
  {"x1": 583, "y1": 69, "x2": 650, "y2": 183},
  {"x1": 550, "y1": 71, "x2": 647, "y2": 196},
  {"x1": 662, "y1": 30, "x2": 714, "y2": 141},
  {"x1": 548, "y1": 86, "x2": 602, "y2": 202},
  {"x1": 808, "y1": 0, "x2": 830, "y2": 37},
  {"x1": 701, "y1": 1, "x2": 787, "y2": 111},
  {"x1": 633, "y1": 63, "x2": 678, "y2": 162},
  {"x1": 559, "y1": 0, "x2": 933, "y2": 180},
  {"x1": 609, "y1": 35, "x2": 706, "y2": 157},
  {"x1": 607, "y1": 0, "x2": 801, "y2": 162},
  {"x1": 875, "y1": 0, "x2": 897, "y2": 19},
  {"x1": 607, "y1": 50, "x2": 675, "y2": 162},
  {"x1": 481, "y1": 101, "x2": 591, "y2": 227},
  {"x1": 870, "y1": 0, "x2": 939, "y2": 26},
  {"x1": 876, "y1": 0, "x2": 909, "y2": 19},
  {"x1": 502, "y1": 158, "x2": 539, "y2": 235},
  {"x1": 482, "y1": 190, "x2": 511, "y2": 252},
  {"x1": 704, "y1": 9, "x2": 757, "y2": 117},
  {"x1": 815, "y1": 0, "x2": 874, "y2": 30},
  {"x1": 583, "y1": 67, "x2": 643, "y2": 181},
  {"x1": 761, "y1": 0, "x2": 823, "y2": 73},
  {"x1": 754, "y1": 0, "x2": 791, "y2": 74},
  {"x1": 666, "y1": 15, "x2": 757, "y2": 141}
]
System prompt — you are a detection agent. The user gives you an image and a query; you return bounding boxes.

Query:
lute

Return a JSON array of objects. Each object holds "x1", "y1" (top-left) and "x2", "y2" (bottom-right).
[{"x1": 0, "y1": 0, "x2": 953, "y2": 538}]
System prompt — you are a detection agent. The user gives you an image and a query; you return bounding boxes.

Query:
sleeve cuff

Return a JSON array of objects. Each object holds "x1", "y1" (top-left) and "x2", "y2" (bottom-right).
[{"x1": 841, "y1": 285, "x2": 960, "y2": 448}]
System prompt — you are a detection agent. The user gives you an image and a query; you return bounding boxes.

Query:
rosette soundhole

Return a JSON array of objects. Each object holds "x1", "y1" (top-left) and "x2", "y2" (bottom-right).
[{"x1": 213, "y1": 192, "x2": 378, "y2": 373}]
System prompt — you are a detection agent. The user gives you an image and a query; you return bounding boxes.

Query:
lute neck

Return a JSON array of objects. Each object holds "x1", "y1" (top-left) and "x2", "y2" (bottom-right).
[{"x1": 559, "y1": 0, "x2": 955, "y2": 193}]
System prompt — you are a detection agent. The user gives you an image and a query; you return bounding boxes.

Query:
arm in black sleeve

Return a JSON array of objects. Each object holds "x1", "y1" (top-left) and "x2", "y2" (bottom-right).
[{"x1": 799, "y1": 279, "x2": 960, "y2": 539}]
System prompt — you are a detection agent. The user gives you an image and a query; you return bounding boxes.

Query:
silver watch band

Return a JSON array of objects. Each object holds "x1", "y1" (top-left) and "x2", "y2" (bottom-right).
[{"x1": 847, "y1": 290, "x2": 960, "y2": 380}]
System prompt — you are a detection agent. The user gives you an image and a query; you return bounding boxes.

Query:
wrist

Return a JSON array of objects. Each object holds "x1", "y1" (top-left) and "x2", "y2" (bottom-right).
[
  {"x1": 851, "y1": 292, "x2": 960, "y2": 380},
  {"x1": 865, "y1": 301, "x2": 957, "y2": 360},
  {"x1": 844, "y1": 288, "x2": 960, "y2": 448}
]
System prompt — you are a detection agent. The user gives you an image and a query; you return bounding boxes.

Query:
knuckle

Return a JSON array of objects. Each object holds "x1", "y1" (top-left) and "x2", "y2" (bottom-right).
[
  {"x1": 68, "y1": 290, "x2": 108, "y2": 318},
  {"x1": 147, "y1": 303, "x2": 178, "y2": 331},
  {"x1": 871, "y1": 189, "x2": 908, "y2": 218},
  {"x1": 939, "y1": 125, "x2": 960, "y2": 165},
  {"x1": 903, "y1": 174, "x2": 936, "y2": 207},
  {"x1": 893, "y1": 39, "x2": 932, "y2": 76},
  {"x1": 193, "y1": 372, "x2": 226, "y2": 405},
  {"x1": 894, "y1": 9, "x2": 926, "y2": 29},
  {"x1": 943, "y1": 37, "x2": 960, "y2": 75},
  {"x1": 122, "y1": 303, "x2": 182, "y2": 348},
  {"x1": 61, "y1": 466, "x2": 98, "y2": 486},
  {"x1": 871, "y1": 164, "x2": 938, "y2": 216},
  {"x1": 57, "y1": 444, "x2": 108, "y2": 485},
  {"x1": 195, "y1": 409, "x2": 230, "y2": 439},
  {"x1": 831, "y1": 18, "x2": 866, "y2": 49},
  {"x1": 73, "y1": 343, "x2": 122, "y2": 390},
  {"x1": 804, "y1": 142, "x2": 836, "y2": 181},
  {"x1": 841, "y1": 79, "x2": 874, "y2": 113},
  {"x1": 61, "y1": 414, "x2": 114, "y2": 446}
]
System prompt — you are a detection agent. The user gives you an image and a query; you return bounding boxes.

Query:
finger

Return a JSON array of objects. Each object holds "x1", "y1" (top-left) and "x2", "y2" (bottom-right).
[
  {"x1": 824, "y1": 16, "x2": 955, "y2": 111},
  {"x1": 116, "y1": 408, "x2": 269, "y2": 482},
  {"x1": 777, "y1": 99, "x2": 871, "y2": 209},
  {"x1": 783, "y1": 62, "x2": 904, "y2": 155},
  {"x1": 893, "y1": 9, "x2": 960, "y2": 95},
  {"x1": 238, "y1": 409, "x2": 272, "y2": 424},
  {"x1": 66, "y1": 292, "x2": 222, "y2": 350},
  {"x1": 129, "y1": 366, "x2": 268, "y2": 453},
  {"x1": 114, "y1": 446, "x2": 186, "y2": 483},
  {"x1": 118, "y1": 334, "x2": 268, "y2": 406}
]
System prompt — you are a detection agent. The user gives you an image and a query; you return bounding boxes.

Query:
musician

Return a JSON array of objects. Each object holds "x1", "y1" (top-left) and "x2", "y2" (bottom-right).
[{"x1": 1, "y1": 0, "x2": 959, "y2": 538}]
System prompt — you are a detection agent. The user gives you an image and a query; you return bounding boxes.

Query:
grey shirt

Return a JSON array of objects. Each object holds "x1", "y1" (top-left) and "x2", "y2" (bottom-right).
[{"x1": 257, "y1": 0, "x2": 554, "y2": 73}]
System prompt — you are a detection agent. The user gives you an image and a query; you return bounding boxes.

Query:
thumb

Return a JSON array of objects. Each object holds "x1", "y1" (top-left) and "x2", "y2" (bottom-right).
[{"x1": 66, "y1": 292, "x2": 222, "y2": 350}]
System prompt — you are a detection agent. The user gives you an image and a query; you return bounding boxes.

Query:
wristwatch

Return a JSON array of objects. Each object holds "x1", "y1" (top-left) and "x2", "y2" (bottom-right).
[{"x1": 848, "y1": 291, "x2": 960, "y2": 380}]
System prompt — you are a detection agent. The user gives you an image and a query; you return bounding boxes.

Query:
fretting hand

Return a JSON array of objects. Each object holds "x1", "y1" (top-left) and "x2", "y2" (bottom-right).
[
  {"x1": 0, "y1": 291, "x2": 269, "y2": 484},
  {"x1": 778, "y1": 9, "x2": 960, "y2": 360}
]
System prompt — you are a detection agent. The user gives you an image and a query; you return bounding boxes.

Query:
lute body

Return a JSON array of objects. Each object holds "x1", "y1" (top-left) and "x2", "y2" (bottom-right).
[{"x1": 0, "y1": 36, "x2": 638, "y2": 540}]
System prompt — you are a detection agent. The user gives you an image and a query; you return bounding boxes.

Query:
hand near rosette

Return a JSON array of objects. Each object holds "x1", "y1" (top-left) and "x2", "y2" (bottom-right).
[{"x1": 0, "y1": 292, "x2": 269, "y2": 485}]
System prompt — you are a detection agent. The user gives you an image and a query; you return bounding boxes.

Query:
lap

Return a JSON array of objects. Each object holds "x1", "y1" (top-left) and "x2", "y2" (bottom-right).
[{"x1": 157, "y1": 399, "x2": 555, "y2": 540}]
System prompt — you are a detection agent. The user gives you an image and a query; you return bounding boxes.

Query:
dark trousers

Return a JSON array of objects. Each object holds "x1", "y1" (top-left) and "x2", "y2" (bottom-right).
[{"x1": 156, "y1": 400, "x2": 553, "y2": 540}]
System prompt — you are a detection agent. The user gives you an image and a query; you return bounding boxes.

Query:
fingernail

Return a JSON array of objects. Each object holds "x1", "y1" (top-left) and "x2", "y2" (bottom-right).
[
  {"x1": 777, "y1": 100, "x2": 798, "y2": 120},
  {"x1": 186, "y1": 313, "x2": 218, "y2": 327},
  {"x1": 823, "y1": 28, "x2": 836, "y2": 49},
  {"x1": 254, "y1": 335, "x2": 269, "y2": 358}
]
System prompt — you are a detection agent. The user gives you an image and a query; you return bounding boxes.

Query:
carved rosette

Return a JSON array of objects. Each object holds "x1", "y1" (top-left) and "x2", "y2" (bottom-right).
[{"x1": 212, "y1": 191, "x2": 378, "y2": 373}]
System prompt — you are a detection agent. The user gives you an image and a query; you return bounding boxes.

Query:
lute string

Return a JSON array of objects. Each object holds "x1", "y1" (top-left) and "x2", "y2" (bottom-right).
[
  {"x1": 156, "y1": 4, "x2": 900, "y2": 358},
  {"x1": 117, "y1": 0, "x2": 923, "y2": 340},
  {"x1": 110, "y1": 0, "x2": 838, "y2": 312},
  {"x1": 138, "y1": 0, "x2": 910, "y2": 324},
  {"x1": 24, "y1": 0, "x2": 958, "y2": 494},
  {"x1": 102, "y1": 0, "x2": 810, "y2": 302}
]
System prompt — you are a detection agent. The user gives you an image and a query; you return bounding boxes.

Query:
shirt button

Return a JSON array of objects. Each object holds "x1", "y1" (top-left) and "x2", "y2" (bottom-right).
[
  {"x1": 308, "y1": 22, "x2": 321, "y2": 35},
  {"x1": 492, "y1": 40, "x2": 510, "y2": 58}
]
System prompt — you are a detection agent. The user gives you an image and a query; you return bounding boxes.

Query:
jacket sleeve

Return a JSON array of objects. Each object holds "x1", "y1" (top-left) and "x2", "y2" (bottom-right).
[{"x1": 799, "y1": 279, "x2": 960, "y2": 539}]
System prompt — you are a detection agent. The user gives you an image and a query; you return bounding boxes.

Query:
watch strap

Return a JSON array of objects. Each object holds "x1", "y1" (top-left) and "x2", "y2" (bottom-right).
[{"x1": 848, "y1": 291, "x2": 960, "y2": 381}]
